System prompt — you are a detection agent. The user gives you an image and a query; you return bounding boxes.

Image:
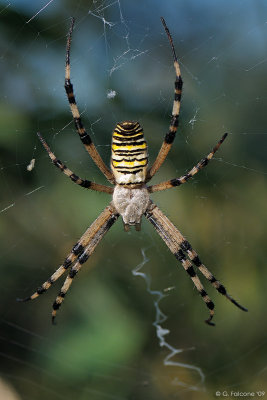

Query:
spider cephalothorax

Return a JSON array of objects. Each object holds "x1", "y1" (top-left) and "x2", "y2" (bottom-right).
[
  {"x1": 113, "y1": 184, "x2": 150, "y2": 231},
  {"x1": 18, "y1": 17, "x2": 247, "y2": 326}
]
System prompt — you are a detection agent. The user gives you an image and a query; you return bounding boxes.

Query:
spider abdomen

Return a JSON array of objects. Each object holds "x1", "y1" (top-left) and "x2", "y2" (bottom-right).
[
  {"x1": 111, "y1": 121, "x2": 148, "y2": 185},
  {"x1": 112, "y1": 185, "x2": 150, "y2": 227}
]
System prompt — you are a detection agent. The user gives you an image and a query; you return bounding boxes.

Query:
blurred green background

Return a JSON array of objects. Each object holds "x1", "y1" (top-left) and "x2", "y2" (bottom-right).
[{"x1": 0, "y1": 0, "x2": 267, "y2": 399}]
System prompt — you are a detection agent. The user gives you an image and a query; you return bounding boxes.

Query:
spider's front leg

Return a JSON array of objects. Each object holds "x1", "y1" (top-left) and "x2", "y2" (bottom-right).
[
  {"x1": 145, "y1": 201, "x2": 247, "y2": 325},
  {"x1": 51, "y1": 206, "x2": 119, "y2": 323},
  {"x1": 18, "y1": 204, "x2": 119, "y2": 323}
]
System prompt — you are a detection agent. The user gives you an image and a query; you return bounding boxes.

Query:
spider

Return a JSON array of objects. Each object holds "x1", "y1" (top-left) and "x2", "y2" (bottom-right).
[{"x1": 18, "y1": 17, "x2": 248, "y2": 326}]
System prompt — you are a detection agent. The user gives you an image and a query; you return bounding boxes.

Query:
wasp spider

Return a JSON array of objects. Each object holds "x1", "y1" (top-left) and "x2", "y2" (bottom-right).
[{"x1": 18, "y1": 17, "x2": 248, "y2": 325}]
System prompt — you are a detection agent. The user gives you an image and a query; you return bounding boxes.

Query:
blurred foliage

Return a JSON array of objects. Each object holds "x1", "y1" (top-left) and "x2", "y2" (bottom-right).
[{"x1": 0, "y1": 1, "x2": 267, "y2": 399}]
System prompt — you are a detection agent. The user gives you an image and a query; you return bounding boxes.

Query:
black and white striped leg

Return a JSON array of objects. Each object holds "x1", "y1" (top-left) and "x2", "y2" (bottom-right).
[
  {"x1": 179, "y1": 239, "x2": 248, "y2": 312},
  {"x1": 18, "y1": 204, "x2": 119, "y2": 318},
  {"x1": 145, "y1": 201, "x2": 247, "y2": 325},
  {"x1": 146, "y1": 17, "x2": 183, "y2": 181},
  {"x1": 148, "y1": 133, "x2": 228, "y2": 193},
  {"x1": 174, "y1": 248, "x2": 215, "y2": 325},
  {"x1": 145, "y1": 202, "x2": 215, "y2": 325},
  {"x1": 17, "y1": 242, "x2": 85, "y2": 302},
  {"x1": 64, "y1": 18, "x2": 114, "y2": 183},
  {"x1": 37, "y1": 133, "x2": 113, "y2": 194},
  {"x1": 51, "y1": 207, "x2": 119, "y2": 323}
]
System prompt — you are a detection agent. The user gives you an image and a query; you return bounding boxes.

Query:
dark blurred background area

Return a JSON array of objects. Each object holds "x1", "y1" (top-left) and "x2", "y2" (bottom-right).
[{"x1": 0, "y1": 0, "x2": 267, "y2": 399}]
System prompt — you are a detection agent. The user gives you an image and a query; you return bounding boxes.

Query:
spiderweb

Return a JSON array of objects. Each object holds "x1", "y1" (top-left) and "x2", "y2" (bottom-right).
[{"x1": 0, "y1": 1, "x2": 267, "y2": 399}]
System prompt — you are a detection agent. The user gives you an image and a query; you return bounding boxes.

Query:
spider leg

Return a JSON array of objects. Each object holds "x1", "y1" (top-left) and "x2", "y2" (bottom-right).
[
  {"x1": 17, "y1": 204, "x2": 118, "y2": 309},
  {"x1": 148, "y1": 133, "x2": 227, "y2": 193},
  {"x1": 145, "y1": 201, "x2": 247, "y2": 325},
  {"x1": 51, "y1": 204, "x2": 119, "y2": 323},
  {"x1": 146, "y1": 17, "x2": 183, "y2": 182},
  {"x1": 17, "y1": 253, "x2": 76, "y2": 302},
  {"x1": 37, "y1": 133, "x2": 113, "y2": 194},
  {"x1": 179, "y1": 238, "x2": 248, "y2": 312},
  {"x1": 64, "y1": 18, "x2": 114, "y2": 183}
]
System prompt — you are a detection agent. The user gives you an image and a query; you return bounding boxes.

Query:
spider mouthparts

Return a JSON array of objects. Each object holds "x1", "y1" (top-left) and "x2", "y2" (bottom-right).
[
  {"x1": 123, "y1": 222, "x2": 142, "y2": 232},
  {"x1": 135, "y1": 223, "x2": 141, "y2": 231},
  {"x1": 123, "y1": 223, "x2": 130, "y2": 232}
]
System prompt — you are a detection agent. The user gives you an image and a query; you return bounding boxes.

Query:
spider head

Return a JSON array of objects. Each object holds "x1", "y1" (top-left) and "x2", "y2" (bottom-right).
[{"x1": 112, "y1": 185, "x2": 150, "y2": 231}]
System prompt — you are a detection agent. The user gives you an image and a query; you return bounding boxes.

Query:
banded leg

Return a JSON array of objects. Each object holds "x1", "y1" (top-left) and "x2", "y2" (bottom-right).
[
  {"x1": 65, "y1": 18, "x2": 114, "y2": 183},
  {"x1": 145, "y1": 201, "x2": 247, "y2": 325},
  {"x1": 148, "y1": 133, "x2": 227, "y2": 193},
  {"x1": 37, "y1": 132, "x2": 113, "y2": 194},
  {"x1": 178, "y1": 237, "x2": 248, "y2": 312},
  {"x1": 146, "y1": 17, "x2": 183, "y2": 181},
  {"x1": 52, "y1": 205, "x2": 119, "y2": 323},
  {"x1": 17, "y1": 204, "x2": 118, "y2": 306},
  {"x1": 18, "y1": 252, "x2": 77, "y2": 302}
]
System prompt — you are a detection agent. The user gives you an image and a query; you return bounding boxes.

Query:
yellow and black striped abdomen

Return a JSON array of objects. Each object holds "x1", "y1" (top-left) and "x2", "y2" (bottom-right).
[{"x1": 111, "y1": 121, "x2": 148, "y2": 185}]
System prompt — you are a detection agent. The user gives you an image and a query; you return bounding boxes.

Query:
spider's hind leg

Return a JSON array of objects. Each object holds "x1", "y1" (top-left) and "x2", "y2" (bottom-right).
[
  {"x1": 64, "y1": 18, "x2": 114, "y2": 183},
  {"x1": 146, "y1": 17, "x2": 183, "y2": 181}
]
